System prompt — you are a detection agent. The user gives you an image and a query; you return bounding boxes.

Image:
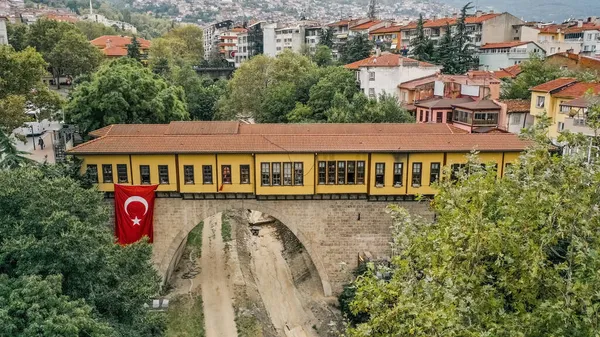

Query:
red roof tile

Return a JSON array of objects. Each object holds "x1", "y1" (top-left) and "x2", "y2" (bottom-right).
[
  {"x1": 350, "y1": 20, "x2": 383, "y2": 31},
  {"x1": 465, "y1": 13, "x2": 501, "y2": 23},
  {"x1": 90, "y1": 35, "x2": 151, "y2": 49},
  {"x1": 530, "y1": 77, "x2": 578, "y2": 92},
  {"x1": 102, "y1": 46, "x2": 128, "y2": 57},
  {"x1": 398, "y1": 74, "x2": 438, "y2": 89},
  {"x1": 237, "y1": 123, "x2": 464, "y2": 135},
  {"x1": 344, "y1": 53, "x2": 437, "y2": 69},
  {"x1": 493, "y1": 64, "x2": 522, "y2": 79},
  {"x1": 370, "y1": 25, "x2": 403, "y2": 34},
  {"x1": 553, "y1": 82, "x2": 600, "y2": 98},
  {"x1": 500, "y1": 99, "x2": 530, "y2": 113},
  {"x1": 480, "y1": 41, "x2": 532, "y2": 49},
  {"x1": 166, "y1": 121, "x2": 240, "y2": 135}
]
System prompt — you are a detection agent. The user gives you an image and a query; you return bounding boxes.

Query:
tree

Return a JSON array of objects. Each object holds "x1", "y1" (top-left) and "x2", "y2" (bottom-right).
[
  {"x1": 340, "y1": 34, "x2": 373, "y2": 64},
  {"x1": 75, "y1": 21, "x2": 118, "y2": 40},
  {"x1": 46, "y1": 30, "x2": 103, "y2": 89},
  {"x1": 5, "y1": 22, "x2": 29, "y2": 51},
  {"x1": 313, "y1": 45, "x2": 333, "y2": 67},
  {"x1": 0, "y1": 131, "x2": 34, "y2": 169},
  {"x1": 0, "y1": 167, "x2": 165, "y2": 336},
  {"x1": 65, "y1": 58, "x2": 188, "y2": 135},
  {"x1": 257, "y1": 82, "x2": 298, "y2": 123},
  {"x1": 127, "y1": 35, "x2": 142, "y2": 61},
  {"x1": 433, "y1": 23, "x2": 458, "y2": 74},
  {"x1": 501, "y1": 54, "x2": 563, "y2": 99},
  {"x1": 452, "y1": 2, "x2": 478, "y2": 73},
  {"x1": 347, "y1": 121, "x2": 600, "y2": 336},
  {"x1": 170, "y1": 65, "x2": 227, "y2": 121},
  {"x1": 317, "y1": 27, "x2": 334, "y2": 49},
  {"x1": 161, "y1": 25, "x2": 204, "y2": 64},
  {"x1": 410, "y1": 14, "x2": 435, "y2": 61},
  {"x1": 0, "y1": 275, "x2": 113, "y2": 337},
  {"x1": 307, "y1": 66, "x2": 358, "y2": 120},
  {"x1": 248, "y1": 24, "x2": 264, "y2": 57}
]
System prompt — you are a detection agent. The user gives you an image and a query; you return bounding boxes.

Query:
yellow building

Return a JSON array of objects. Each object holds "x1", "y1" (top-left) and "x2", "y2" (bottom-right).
[
  {"x1": 68, "y1": 122, "x2": 530, "y2": 198},
  {"x1": 369, "y1": 25, "x2": 403, "y2": 51},
  {"x1": 529, "y1": 78, "x2": 600, "y2": 138}
]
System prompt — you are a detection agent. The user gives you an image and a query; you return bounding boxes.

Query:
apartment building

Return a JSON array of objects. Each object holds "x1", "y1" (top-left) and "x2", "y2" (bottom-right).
[
  {"x1": 546, "y1": 52, "x2": 600, "y2": 72},
  {"x1": 263, "y1": 21, "x2": 320, "y2": 57},
  {"x1": 218, "y1": 27, "x2": 246, "y2": 63},
  {"x1": 344, "y1": 52, "x2": 441, "y2": 99},
  {"x1": 529, "y1": 78, "x2": 600, "y2": 139},
  {"x1": 202, "y1": 20, "x2": 234, "y2": 60},
  {"x1": 536, "y1": 18, "x2": 600, "y2": 56},
  {"x1": 370, "y1": 25, "x2": 404, "y2": 52},
  {"x1": 478, "y1": 41, "x2": 546, "y2": 70},
  {"x1": 304, "y1": 26, "x2": 322, "y2": 54},
  {"x1": 0, "y1": 16, "x2": 7, "y2": 45}
]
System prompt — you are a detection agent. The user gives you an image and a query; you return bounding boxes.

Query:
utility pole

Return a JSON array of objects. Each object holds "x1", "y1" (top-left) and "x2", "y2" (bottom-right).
[{"x1": 368, "y1": 0, "x2": 377, "y2": 20}]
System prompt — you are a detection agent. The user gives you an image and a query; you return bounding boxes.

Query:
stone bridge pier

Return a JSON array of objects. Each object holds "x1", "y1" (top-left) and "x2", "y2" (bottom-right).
[{"x1": 128, "y1": 198, "x2": 432, "y2": 296}]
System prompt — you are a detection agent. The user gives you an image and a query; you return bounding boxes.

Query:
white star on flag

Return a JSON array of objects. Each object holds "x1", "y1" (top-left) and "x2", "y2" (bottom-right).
[{"x1": 132, "y1": 216, "x2": 141, "y2": 226}]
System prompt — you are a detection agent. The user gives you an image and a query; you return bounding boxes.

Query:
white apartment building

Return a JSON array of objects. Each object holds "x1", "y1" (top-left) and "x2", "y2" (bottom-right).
[
  {"x1": 345, "y1": 52, "x2": 442, "y2": 99},
  {"x1": 263, "y1": 20, "x2": 319, "y2": 57},
  {"x1": 0, "y1": 17, "x2": 7, "y2": 45},
  {"x1": 304, "y1": 26, "x2": 322, "y2": 54},
  {"x1": 478, "y1": 41, "x2": 546, "y2": 70},
  {"x1": 202, "y1": 20, "x2": 234, "y2": 60}
]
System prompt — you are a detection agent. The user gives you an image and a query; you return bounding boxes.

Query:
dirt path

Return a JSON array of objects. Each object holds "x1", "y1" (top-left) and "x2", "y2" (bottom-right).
[
  {"x1": 200, "y1": 214, "x2": 238, "y2": 337},
  {"x1": 249, "y1": 226, "x2": 319, "y2": 337}
]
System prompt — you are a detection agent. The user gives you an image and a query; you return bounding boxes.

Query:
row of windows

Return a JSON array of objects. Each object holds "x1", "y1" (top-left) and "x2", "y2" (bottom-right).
[
  {"x1": 261, "y1": 162, "x2": 304, "y2": 186},
  {"x1": 317, "y1": 161, "x2": 366, "y2": 185},
  {"x1": 373, "y1": 162, "x2": 440, "y2": 187},
  {"x1": 87, "y1": 164, "x2": 129, "y2": 184}
]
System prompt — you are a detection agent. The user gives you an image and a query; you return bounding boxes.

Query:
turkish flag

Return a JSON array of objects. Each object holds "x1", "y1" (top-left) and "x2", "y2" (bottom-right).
[{"x1": 114, "y1": 184, "x2": 159, "y2": 245}]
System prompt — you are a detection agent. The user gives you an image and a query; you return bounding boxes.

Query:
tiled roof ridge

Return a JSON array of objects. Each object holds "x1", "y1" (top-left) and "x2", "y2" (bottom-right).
[{"x1": 91, "y1": 131, "x2": 491, "y2": 138}]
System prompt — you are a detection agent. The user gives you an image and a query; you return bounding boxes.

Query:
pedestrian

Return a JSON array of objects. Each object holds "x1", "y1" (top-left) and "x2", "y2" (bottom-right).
[{"x1": 38, "y1": 137, "x2": 44, "y2": 150}]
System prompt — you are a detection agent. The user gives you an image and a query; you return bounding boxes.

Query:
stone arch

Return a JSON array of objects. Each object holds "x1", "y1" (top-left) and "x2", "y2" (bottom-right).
[{"x1": 156, "y1": 199, "x2": 333, "y2": 296}]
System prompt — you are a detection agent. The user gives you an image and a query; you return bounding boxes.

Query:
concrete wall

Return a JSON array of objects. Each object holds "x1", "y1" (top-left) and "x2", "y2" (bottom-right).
[
  {"x1": 481, "y1": 13, "x2": 525, "y2": 44},
  {"x1": 263, "y1": 24, "x2": 277, "y2": 57},
  {"x1": 0, "y1": 19, "x2": 7, "y2": 45},
  {"x1": 113, "y1": 198, "x2": 434, "y2": 296},
  {"x1": 359, "y1": 65, "x2": 440, "y2": 99}
]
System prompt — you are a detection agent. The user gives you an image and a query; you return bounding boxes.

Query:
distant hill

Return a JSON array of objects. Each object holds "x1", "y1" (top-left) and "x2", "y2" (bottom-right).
[{"x1": 443, "y1": 0, "x2": 598, "y2": 22}]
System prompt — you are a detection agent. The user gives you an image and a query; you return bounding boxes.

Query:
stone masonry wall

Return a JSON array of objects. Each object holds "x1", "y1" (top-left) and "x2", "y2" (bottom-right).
[{"x1": 108, "y1": 198, "x2": 433, "y2": 296}]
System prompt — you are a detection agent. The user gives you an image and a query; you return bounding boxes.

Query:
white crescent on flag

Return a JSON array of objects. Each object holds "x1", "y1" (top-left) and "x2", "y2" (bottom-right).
[{"x1": 124, "y1": 196, "x2": 149, "y2": 216}]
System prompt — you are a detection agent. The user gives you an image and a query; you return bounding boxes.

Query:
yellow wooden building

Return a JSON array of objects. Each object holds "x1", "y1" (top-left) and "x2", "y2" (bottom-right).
[{"x1": 68, "y1": 122, "x2": 530, "y2": 199}]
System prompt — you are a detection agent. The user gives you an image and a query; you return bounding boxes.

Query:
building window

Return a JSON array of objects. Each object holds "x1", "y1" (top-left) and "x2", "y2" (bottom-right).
[
  {"x1": 511, "y1": 114, "x2": 521, "y2": 124},
  {"x1": 560, "y1": 105, "x2": 571, "y2": 114},
  {"x1": 430, "y1": 162, "x2": 440, "y2": 184},
  {"x1": 272, "y1": 163, "x2": 281, "y2": 185},
  {"x1": 393, "y1": 163, "x2": 403, "y2": 187},
  {"x1": 412, "y1": 162, "x2": 422, "y2": 186},
  {"x1": 283, "y1": 162, "x2": 293, "y2": 185},
  {"x1": 558, "y1": 122, "x2": 565, "y2": 132},
  {"x1": 158, "y1": 165, "x2": 169, "y2": 184},
  {"x1": 337, "y1": 161, "x2": 346, "y2": 184},
  {"x1": 369, "y1": 71, "x2": 375, "y2": 81},
  {"x1": 318, "y1": 161, "x2": 326, "y2": 184},
  {"x1": 536, "y1": 96, "x2": 545, "y2": 108},
  {"x1": 222, "y1": 165, "x2": 232, "y2": 184},
  {"x1": 117, "y1": 164, "x2": 128, "y2": 183},
  {"x1": 202, "y1": 165, "x2": 213, "y2": 184},
  {"x1": 357, "y1": 161, "x2": 365, "y2": 184},
  {"x1": 87, "y1": 164, "x2": 98, "y2": 183},
  {"x1": 294, "y1": 162, "x2": 304, "y2": 185},
  {"x1": 181, "y1": 165, "x2": 193, "y2": 185},
  {"x1": 375, "y1": 163, "x2": 385, "y2": 186},
  {"x1": 327, "y1": 161, "x2": 336, "y2": 184},
  {"x1": 261, "y1": 163, "x2": 270, "y2": 186},
  {"x1": 102, "y1": 164, "x2": 113, "y2": 183},
  {"x1": 347, "y1": 161, "x2": 356, "y2": 184},
  {"x1": 368, "y1": 88, "x2": 376, "y2": 98},
  {"x1": 140, "y1": 165, "x2": 151, "y2": 184},
  {"x1": 240, "y1": 165, "x2": 250, "y2": 184},
  {"x1": 451, "y1": 164, "x2": 466, "y2": 181}
]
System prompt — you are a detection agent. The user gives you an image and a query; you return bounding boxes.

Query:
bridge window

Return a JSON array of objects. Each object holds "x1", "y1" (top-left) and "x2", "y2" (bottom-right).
[
  {"x1": 261, "y1": 163, "x2": 270, "y2": 186},
  {"x1": 318, "y1": 162, "x2": 326, "y2": 184},
  {"x1": 222, "y1": 165, "x2": 232, "y2": 184},
  {"x1": 202, "y1": 165, "x2": 213, "y2": 184},
  {"x1": 357, "y1": 161, "x2": 365, "y2": 184},
  {"x1": 102, "y1": 164, "x2": 113, "y2": 183},
  {"x1": 375, "y1": 163, "x2": 385, "y2": 186},
  {"x1": 347, "y1": 161, "x2": 355, "y2": 184},
  {"x1": 117, "y1": 164, "x2": 128, "y2": 183},
  {"x1": 184, "y1": 165, "x2": 195, "y2": 184},
  {"x1": 412, "y1": 163, "x2": 422, "y2": 187},
  {"x1": 272, "y1": 163, "x2": 281, "y2": 185},
  {"x1": 430, "y1": 162, "x2": 440, "y2": 184},
  {"x1": 240, "y1": 165, "x2": 250, "y2": 184},
  {"x1": 86, "y1": 164, "x2": 98, "y2": 183},
  {"x1": 283, "y1": 163, "x2": 293, "y2": 185},
  {"x1": 337, "y1": 161, "x2": 346, "y2": 184},
  {"x1": 159, "y1": 165, "x2": 169, "y2": 184},
  {"x1": 294, "y1": 162, "x2": 304, "y2": 185},
  {"x1": 393, "y1": 162, "x2": 403, "y2": 187},
  {"x1": 327, "y1": 161, "x2": 336, "y2": 184},
  {"x1": 140, "y1": 165, "x2": 151, "y2": 184}
]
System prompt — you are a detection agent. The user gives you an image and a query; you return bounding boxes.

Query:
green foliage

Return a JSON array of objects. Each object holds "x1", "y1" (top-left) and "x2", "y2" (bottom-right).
[
  {"x1": 74, "y1": 21, "x2": 119, "y2": 40},
  {"x1": 317, "y1": 27, "x2": 334, "y2": 49},
  {"x1": 340, "y1": 34, "x2": 373, "y2": 64},
  {"x1": 6, "y1": 22, "x2": 29, "y2": 51},
  {"x1": 338, "y1": 263, "x2": 370, "y2": 326},
  {"x1": 235, "y1": 313, "x2": 263, "y2": 337},
  {"x1": 432, "y1": 23, "x2": 457, "y2": 73},
  {"x1": 0, "y1": 167, "x2": 163, "y2": 336},
  {"x1": 451, "y1": 2, "x2": 478, "y2": 74},
  {"x1": 501, "y1": 54, "x2": 564, "y2": 99},
  {"x1": 65, "y1": 58, "x2": 189, "y2": 135},
  {"x1": 221, "y1": 213, "x2": 232, "y2": 242},
  {"x1": 187, "y1": 221, "x2": 204, "y2": 259},
  {"x1": 0, "y1": 131, "x2": 34, "y2": 169},
  {"x1": 410, "y1": 14, "x2": 435, "y2": 62},
  {"x1": 127, "y1": 36, "x2": 143, "y2": 61},
  {"x1": 165, "y1": 295, "x2": 205, "y2": 337},
  {"x1": 130, "y1": 13, "x2": 173, "y2": 39},
  {"x1": 155, "y1": 25, "x2": 204, "y2": 65},
  {"x1": 258, "y1": 82, "x2": 298, "y2": 123},
  {"x1": 307, "y1": 66, "x2": 359, "y2": 119},
  {"x1": 347, "y1": 130, "x2": 600, "y2": 336},
  {"x1": 313, "y1": 45, "x2": 333, "y2": 67},
  {"x1": 0, "y1": 274, "x2": 113, "y2": 337},
  {"x1": 169, "y1": 65, "x2": 227, "y2": 121},
  {"x1": 47, "y1": 30, "x2": 103, "y2": 82}
]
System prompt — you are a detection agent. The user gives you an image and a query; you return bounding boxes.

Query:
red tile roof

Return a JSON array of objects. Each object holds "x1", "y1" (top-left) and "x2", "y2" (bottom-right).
[
  {"x1": 44, "y1": 14, "x2": 79, "y2": 23},
  {"x1": 465, "y1": 13, "x2": 501, "y2": 23},
  {"x1": 90, "y1": 35, "x2": 151, "y2": 49},
  {"x1": 480, "y1": 41, "x2": 532, "y2": 49},
  {"x1": 500, "y1": 99, "x2": 530, "y2": 113},
  {"x1": 344, "y1": 53, "x2": 437, "y2": 69},
  {"x1": 547, "y1": 52, "x2": 600, "y2": 71},
  {"x1": 371, "y1": 25, "x2": 403, "y2": 34},
  {"x1": 102, "y1": 46, "x2": 128, "y2": 57},
  {"x1": 68, "y1": 122, "x2": 532, "y2": 155},
  {"x1": 493, "y1": 64, "x2": 522, "y2": 79},
  {"x1": 553, "y1": 82, "x2": 600, "y2": 98},
  {"x1": 530, "y1": 77, "x2": 578, "y2": 92},
  {"x1": 350, "y1": 20, "x2": 382, "y2": 31},
  {"x1": 400, "y1": 13, "x2": 501, "y2": 30},
  {"x1": 398, "y1": 74, "x2": 438, "y2": 89}
]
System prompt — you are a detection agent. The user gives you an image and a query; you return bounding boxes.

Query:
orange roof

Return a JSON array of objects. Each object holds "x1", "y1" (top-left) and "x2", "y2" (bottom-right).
[
  {"x1": 539, "y1": 24, "x2": 562, "y2": 34},
  {"x1": 530, "y1": 77, "x2": 578, "y2": 92},
  {"x1": 480, "y1": 41, "x2": 532, "y2": 49},
  {"x1": 68, "y1": 122, "x2": 531, "y2": 155},
  {"x1": 90, "y1": 35, "x2": 151, "y2": 49},
  {"x1": 554, "y1": 82, "x2": 600, "y2": 98},
  {"x1": 231, "y1": 27, "x2": 247, "y2": 33},
  {"x1": 548, "y1": 52, "x2": 600, "y2": 71},
  {"x1": 400, "y1": 13, "x2": 501, "y2": 31},
  {"x1": 344, "y1": 53, "x2": 437, "y2": 69},
  {"x1": 220, "y1": 35, "x2": 238, "y2": 39},
  {"x1": 45, "y1": 14, "x2": 79, "y2": 23},
  {"x1": 371, "y1": 25, "x2": 403, "y2": 34},
  {"x1": 102, "y1": 46, "x2": 128, "y2": 57},
  {"x1": 493, "y1": 64, "x2": 522, "y2": 79},
  {"x1": 350, "y1": 20, "x2": 382, "y2": 31},
  {"x1": 501, "y1": 99, "x2": 530, "y2": 113}
]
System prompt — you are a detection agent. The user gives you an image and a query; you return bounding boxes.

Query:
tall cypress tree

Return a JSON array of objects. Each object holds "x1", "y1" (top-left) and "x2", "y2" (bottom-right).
[
  {"x1": 410, "y1": 14, "x2": 434, "y2": 61},
  {"x1": 452, "y1": 2, "x2": 478, "y2": 73},
  {"x1": 433, "y1": 23, "x2": 458, "y2": 74},
  {"x1": 127, "y1": 36, "x2": 142, "y2": 62}
]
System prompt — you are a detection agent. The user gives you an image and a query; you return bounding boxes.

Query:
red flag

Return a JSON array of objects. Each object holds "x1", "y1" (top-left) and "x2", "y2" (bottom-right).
[{"x1": 114, "y1": 184, "x2": 158, "y2": 245}]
